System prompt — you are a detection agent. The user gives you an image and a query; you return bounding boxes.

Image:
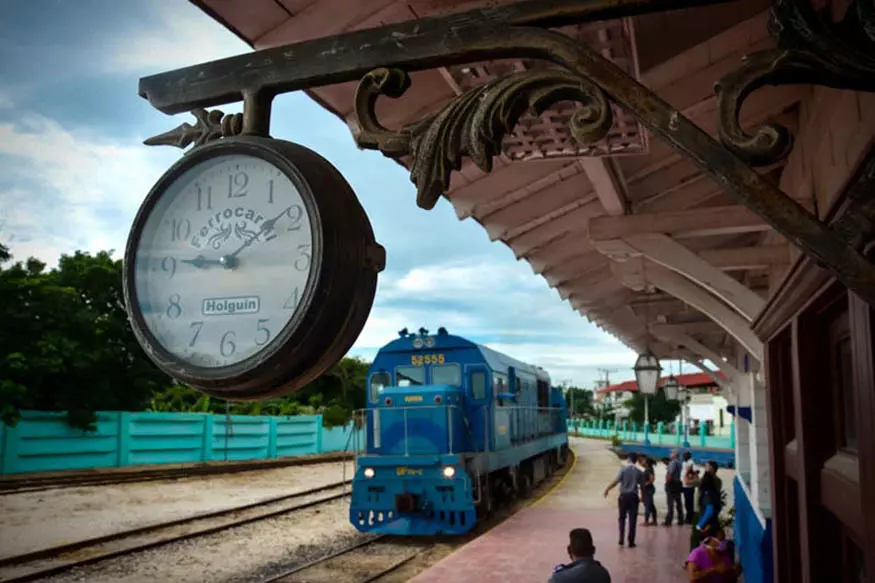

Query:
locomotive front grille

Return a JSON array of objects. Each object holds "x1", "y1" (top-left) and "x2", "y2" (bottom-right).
[{"x1": 394, "y1": 492, "x2": 417, "y2": 513}]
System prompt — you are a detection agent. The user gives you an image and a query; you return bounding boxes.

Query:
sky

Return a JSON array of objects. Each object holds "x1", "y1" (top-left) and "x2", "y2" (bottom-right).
[{"x1": 0, "y1": 0, "x2": 696, "y2": 389}]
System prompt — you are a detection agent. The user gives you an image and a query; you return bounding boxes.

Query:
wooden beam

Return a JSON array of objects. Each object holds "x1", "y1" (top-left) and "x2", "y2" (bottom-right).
[
  {"x1": 581, "y1": 157, "x2": 628, "y2": 216},
  {"x1": 623, "y1": 233, "x2": 766, "y2": 321},
  {"x1": 652, "y1": 322, "x2": 725, "y2": 336},
  {"x1": 645, "y1": 262, "x2": 764, "y2": 360},
  {"x1": 698, "y1": 245, "x2": 790, "y2": 270},
  {"x1": 650, "y1": 324, "x2": 741, "y2": 382},
  {"x1": 687, "y1": 360, "x2": 733, "y2": 392},
  {"x1": 588, "y1": 205, "x2": 768, "y2": 241}
]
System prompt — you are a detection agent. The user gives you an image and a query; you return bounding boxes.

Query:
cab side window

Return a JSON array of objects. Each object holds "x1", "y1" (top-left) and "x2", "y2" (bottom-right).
[
  {"x1": 369, "y1": 372, "x2": 390, "y2": 402},
  {"x1": 471, "y1": 371, "x2": 487, "y2": 400}
]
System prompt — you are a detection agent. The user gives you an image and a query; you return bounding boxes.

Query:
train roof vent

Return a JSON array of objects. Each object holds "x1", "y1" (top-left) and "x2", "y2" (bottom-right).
[{"x1": 437, "y1": 327, "x2": 448, "y2": 335}]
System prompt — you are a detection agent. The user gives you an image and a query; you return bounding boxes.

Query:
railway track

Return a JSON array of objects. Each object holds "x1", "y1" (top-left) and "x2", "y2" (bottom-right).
[
  {"x1": 0, "y1": 454, "x2": 349, "y2": 495},
  {"x1": 0, "y1": 480, "x2": 351, "y2": 582},
  {"x1": 262, "y1": 535, "x2": 433, "y2": 583}
]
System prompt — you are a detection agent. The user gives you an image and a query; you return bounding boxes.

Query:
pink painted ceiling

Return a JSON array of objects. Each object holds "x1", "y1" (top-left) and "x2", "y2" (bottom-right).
[{"x1": 190, "y1": 0, "x2": 805, "y2": 362}]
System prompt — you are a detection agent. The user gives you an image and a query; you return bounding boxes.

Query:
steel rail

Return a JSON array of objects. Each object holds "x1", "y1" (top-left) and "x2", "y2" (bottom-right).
[
  {"x1": 261, "y1": 535, "x2": 433, "y2": 583},
  {"x1": 0, "y1": 453, "x2": 350, "y2": 495},
  {"x1": 0, "y1": 480, "x2": 351, "y2": 583}
]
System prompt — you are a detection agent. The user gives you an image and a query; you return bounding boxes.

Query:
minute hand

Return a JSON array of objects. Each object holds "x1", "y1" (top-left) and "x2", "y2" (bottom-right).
[{"x1": 225, "y1": 206, "x2": 291, "y2": 259}]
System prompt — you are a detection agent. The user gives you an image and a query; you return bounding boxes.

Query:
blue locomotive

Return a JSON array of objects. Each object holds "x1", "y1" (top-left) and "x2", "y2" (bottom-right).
[{"x1": 348, "y1": 327, "x2": 569, "y2": 536}]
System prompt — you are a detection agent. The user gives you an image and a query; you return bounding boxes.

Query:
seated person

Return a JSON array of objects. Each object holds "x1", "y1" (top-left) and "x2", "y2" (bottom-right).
[
  {"x1": 549, "y1": 528, "x2": 611, "y2": 583},
  {"x1": 685, "y1": 528, "x2": 741, "y2": 582}
]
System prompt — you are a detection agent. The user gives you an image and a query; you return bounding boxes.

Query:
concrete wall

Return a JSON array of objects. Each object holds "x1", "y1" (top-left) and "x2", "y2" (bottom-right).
[{"x1": 0, "y1": 410, "x2": 361, "y2": 475}]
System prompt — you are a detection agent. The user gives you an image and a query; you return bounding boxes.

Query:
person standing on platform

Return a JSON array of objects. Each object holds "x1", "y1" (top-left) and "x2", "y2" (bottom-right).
[
  {"x1": 681, "y1": 451, "x2": 698, "y2": 525},
  {"x1": 638, "y1": 455, "x2": 658, "y2": 526},
  {"x1": 603, "y1": 452, "x2": 646, "y2": 547},
  {"x1": 664, "y1": 449, "x2": 685, "y2": 526},
  {"x1": 549, "y1": 528, "x2": 612, "y2": 583}
]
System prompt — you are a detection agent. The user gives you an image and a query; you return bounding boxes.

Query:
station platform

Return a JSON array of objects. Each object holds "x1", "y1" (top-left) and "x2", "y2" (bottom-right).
[{"x1": 412, "y1": 438, "x2": 701, "y2": 583}]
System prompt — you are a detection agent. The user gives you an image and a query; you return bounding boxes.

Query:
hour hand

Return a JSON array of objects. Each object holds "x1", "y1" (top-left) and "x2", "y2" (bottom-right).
[{"x1": 181, "y1": 255, "x2": 222, "y2": 269}]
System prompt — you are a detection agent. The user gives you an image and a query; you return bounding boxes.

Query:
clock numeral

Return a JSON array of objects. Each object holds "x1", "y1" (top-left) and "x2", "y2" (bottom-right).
[
  {"x1": 196, "y1": 185, "x2": 213, "y2": 211},
  {"x1": 189, "y1": 321, "x2": 203, "y2": 347},
  {"x1": 268, "y1": 179, "x2": 274, "y2": 204},
  {"x1": 286, "y1": 205, "x2": 303, "y2": 231},
  {"x1": 255, "y1": 318, "x2": 271, "y2": 346},
  {"x1": 169, "y1": 218, "x2": 191, "y2": 241},
  {"x1": 228, "y1": 171, "x2": 249, "y2": 198},
  {"x1": 166, "y1": 294, "x2": 182, "y2": 320},
  {"x1": 295, "y1": 244, "x2": 311, "y2": 271},
  {"x1": 220, "y1": 331, "x2": 236, "y2": 357},
  {"x1": 282, "y1": 287, "x2": 300, "y2": 310},
  {"x1": 161, "y1": 256, "x2": 176, "y2": 279}
]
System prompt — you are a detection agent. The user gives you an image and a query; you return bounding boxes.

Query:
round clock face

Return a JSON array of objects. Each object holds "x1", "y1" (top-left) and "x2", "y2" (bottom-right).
[{"x1": 132, "y1": 153, "x2": 314, "y2": 369}]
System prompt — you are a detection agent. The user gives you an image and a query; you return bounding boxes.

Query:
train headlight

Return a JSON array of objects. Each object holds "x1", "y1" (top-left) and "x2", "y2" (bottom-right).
[
  {"x1": 364, "y1": 467, "x2": 375, "y2": 478},
  {"x1": 442, "y1": 466, "x2": 456, "y2": 478}
]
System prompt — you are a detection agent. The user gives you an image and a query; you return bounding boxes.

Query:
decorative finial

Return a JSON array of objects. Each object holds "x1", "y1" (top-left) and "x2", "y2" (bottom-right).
[{"x1": 144, "y1": 108, "x2": 243, "y2": 150}]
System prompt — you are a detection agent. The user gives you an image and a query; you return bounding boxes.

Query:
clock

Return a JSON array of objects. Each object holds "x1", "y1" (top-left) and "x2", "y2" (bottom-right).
[{"x1": 123, "y1": 136, "x2": 385, "y2": 399}]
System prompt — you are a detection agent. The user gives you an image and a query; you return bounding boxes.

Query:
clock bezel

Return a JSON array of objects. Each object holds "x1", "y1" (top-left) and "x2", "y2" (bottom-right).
[{"x1": 124, "y1": 136, "x2": 382, "y2": 399}]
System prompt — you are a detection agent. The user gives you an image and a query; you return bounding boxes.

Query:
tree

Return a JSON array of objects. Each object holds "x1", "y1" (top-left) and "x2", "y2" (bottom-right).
[
  {"x1": 563, "y1": 386, "x2": 595, "y2": 417},
  {"x1": 0, "y1": 245, "x2": 171, "y2": 429},
  {"x1": 622, "y1": 388, "x2": 682, "y2": 425}
]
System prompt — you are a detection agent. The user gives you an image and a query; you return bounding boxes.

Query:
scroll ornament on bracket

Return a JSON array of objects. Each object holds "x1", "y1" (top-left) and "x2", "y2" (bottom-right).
[
  {"x1": 353, "y1": 67, "x2": 613, "y2": 210},
  {"x1": 144, "y1": 108, "x2": 244, "y2": 149},
  {"x1": 716, "y1": 0, "x2": 875, "y2": 166}
]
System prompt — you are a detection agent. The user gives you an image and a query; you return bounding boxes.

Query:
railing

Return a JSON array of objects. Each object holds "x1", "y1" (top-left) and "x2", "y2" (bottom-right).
[
  {"x1": 496, "y1": 405, "x2": 564, "y2": 445},
  {"x1": 568, "y1": 418, "x2": 735, "y2": 450}
]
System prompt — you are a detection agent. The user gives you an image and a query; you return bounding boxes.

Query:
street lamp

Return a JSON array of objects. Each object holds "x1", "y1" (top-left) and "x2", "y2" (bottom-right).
[
  {"x1": 663, "y1": 374, "x2": 680, "y2": 401},
  {"x1": 634, "y1": 352, "x2": 661, "y2": 445}
]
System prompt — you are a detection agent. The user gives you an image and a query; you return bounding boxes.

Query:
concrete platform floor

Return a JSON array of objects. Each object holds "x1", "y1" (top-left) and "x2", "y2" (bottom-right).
[{"x1": 412, "y1": 437, "x2": 715, "y2": 582}]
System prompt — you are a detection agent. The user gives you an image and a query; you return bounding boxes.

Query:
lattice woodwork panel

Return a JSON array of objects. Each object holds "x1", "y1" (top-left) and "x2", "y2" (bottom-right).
[{"x1": 442, "y1": 18, "x2": 648, "y2": 161}]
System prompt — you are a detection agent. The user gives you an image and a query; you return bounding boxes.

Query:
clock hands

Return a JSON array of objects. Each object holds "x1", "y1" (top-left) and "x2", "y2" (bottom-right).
[
  {"x1": 183, "y1": 207, "x2": 292, "y2": 270},
  {"x1": 224, "y1": 206, "x2": 291, "y2": 261},
  {"x1": 180, "y1": 255, "x2": 223, "y2": 269}
]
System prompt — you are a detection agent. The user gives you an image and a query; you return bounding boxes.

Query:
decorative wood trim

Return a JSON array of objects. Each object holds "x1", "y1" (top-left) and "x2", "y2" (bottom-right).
[
  {"x1": 785, "y1": 439, "x2": 799, "y2": 481},
  {"x1": 849, "y1": 291, "x2": 875, "y2": 572},
  {"x1": 753, "y1": 256, "x2": 831, "y2": 342},
  {"x1": 820, "y1": 453, "x2": 863, "y2": 540}
]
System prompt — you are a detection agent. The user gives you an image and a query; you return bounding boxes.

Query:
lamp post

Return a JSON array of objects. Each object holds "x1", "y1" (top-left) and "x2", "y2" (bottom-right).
[
  {"x1": 634, "y1": 352, "x2": 661, "y2": 445},
  {"x1": 663, "y1": 374, "x2": 685, "y2": 446}
]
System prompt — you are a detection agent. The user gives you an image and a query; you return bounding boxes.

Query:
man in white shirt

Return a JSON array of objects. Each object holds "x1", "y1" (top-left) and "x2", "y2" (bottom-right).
[{"x1": 681, "y1": 451, "x2": 697, "y2": 525}]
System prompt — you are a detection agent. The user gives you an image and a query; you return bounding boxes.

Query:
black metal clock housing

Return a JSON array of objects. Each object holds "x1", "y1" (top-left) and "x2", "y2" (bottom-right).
[{"x1": 123, "y1": 136, "x2": 385, "y2": 400}]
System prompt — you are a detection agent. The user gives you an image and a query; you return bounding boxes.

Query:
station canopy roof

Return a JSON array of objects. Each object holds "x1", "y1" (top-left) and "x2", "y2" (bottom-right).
[{"x1": 190, "y1": 0, "x2": 800, "y2": 363}]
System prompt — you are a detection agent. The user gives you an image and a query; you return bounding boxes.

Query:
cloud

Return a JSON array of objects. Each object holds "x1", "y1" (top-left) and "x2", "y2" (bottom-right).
[
  {"x1": 104, "y1": 1, "x2": 249, "y2": 75},
  {"x1": 0, "y1": 113, "x2": 178, "y2": 265},
  {"x1": 347, "y1": 258, "x2": 642, "y2": 387},
  {"x1": 0, "y1": 90, "x2": 13, "y2": 110}
]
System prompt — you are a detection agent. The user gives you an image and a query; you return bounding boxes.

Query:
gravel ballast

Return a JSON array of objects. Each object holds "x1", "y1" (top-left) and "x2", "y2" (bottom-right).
[{"x1": 1, "y1": 459, "x2": 353, "y2": 560}]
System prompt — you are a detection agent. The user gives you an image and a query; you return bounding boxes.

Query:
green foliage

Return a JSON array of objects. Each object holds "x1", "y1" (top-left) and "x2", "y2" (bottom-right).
[
  {"x1": 564, "y1": 386, "x2": 595, "y2": 417},
  {"x1": 610, "y1": 433, "x2": 623, "y2": 447},
  {"x1": 621, "y1": 388, "x2": 682, "y2": 425},
  {"x1": 0, "y1": 243, "x2": 372, "y2": 430},
  {"x1": 0, "y1": 245, "x2": 169, "y2": 430}
]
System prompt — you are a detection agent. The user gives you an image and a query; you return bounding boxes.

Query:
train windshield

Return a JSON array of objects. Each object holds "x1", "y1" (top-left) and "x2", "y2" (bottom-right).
[
  {"x1": 430, "y1": 364, "x2": 461, "y2": 386},
  {"x1": 396, "y1": 366, "x2": 425, "y2": 387},
  {"x1": 369, "y1": 372, "x2": 391, "y2": 401}
]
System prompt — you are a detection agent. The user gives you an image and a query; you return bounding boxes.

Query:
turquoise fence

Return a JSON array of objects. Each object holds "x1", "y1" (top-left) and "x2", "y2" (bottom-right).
[
  {"x1": 0, "y1": 410, "x2": 363, "y2": 475},
  {"x1": 567, "y1": 419, "x2": 734, "y2": 450}
]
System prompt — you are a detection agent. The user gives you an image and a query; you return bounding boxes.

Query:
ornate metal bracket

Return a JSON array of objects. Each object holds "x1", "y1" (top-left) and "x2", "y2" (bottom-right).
[
  {"x1": 355, "y1": 68, "x2": 612, "y2": 210},
  {"x1": 716, "y1": 0, "x2": 875, "y2": 166},
  {"x1": 136, "y1": 0, "x2": 875, "y2": 305},
  {"x1": 144, "y1": 108, "x2": 243, "y2": 149}
]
